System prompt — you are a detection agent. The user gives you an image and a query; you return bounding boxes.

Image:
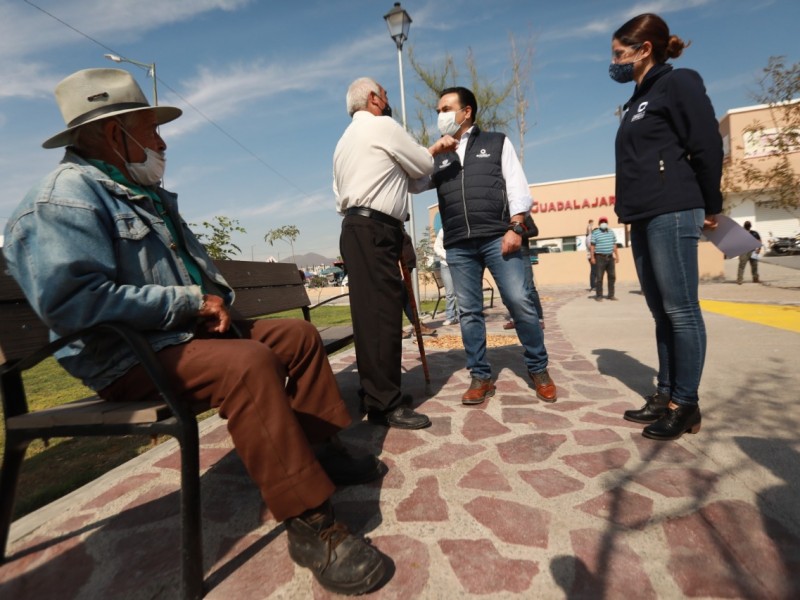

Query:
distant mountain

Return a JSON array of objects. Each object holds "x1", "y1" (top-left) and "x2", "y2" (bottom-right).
[{"x1": 281, "y1": 252, "x2": 338, "y2": 268}]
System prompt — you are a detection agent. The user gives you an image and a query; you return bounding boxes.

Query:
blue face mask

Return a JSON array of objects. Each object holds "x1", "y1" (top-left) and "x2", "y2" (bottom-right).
[
  {"x1": 609, "y1": 62, "x2": 635, "y2": 84},
  {"x1": 609, "y1": 44, "x2": 643, "y2": 84}
]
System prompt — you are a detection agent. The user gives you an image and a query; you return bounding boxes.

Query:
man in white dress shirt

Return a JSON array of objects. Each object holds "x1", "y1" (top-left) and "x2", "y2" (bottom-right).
[{"x1": 333, "y1": 77, "x2": 456, "y2": 429}]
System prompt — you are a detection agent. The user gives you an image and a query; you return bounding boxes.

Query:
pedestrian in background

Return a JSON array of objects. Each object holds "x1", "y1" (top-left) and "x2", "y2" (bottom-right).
[
  {"x1": 433, "y1": 227, "x2": 459, "y2": 325},
  {"x1": 610, "y1": 14, "x2": 723, "y2": 441},
  {"x1": 590, "y1": 216, "x2": 619, "y2": 301},
  {"x1": 736, "y1": 220, "x2": 762, "y2": 284},
  {"x1": 585, "y1": 219, "x2": 597, "y2": 291}
]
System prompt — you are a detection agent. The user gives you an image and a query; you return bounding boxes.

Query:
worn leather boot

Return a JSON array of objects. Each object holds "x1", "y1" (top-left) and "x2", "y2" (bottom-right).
[
  {"x1": 285, "y1": 502, "x2": 386, "y2": 595},
  {"x1": 623, "y1": 391, "x2": 670, "y2": 424},
  {"x1": 642, "y1": 402, "x2": 701, "y2": 441}
]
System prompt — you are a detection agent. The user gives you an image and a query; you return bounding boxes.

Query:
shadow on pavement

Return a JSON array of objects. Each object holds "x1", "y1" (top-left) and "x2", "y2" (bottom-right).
[
  {"x1": 592, "y1": 348, "x2": 657, "y2": 398},
  {"x1": 735, "y1": 436, "x2": 800, "y2": 598}
]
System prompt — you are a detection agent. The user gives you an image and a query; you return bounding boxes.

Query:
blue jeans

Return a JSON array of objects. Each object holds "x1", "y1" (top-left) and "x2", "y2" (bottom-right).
[
  {"x1": 439, "y1": 263, "x2": 458, "y2": 321},
  {"x1": 524, "y1": 263, "x2": 544, "y2": 321},
  {"x1": 447, "y1": 236, "x2": 548, "y2": 379},
  {"x1": 631, "y1": 208, "x2": 706, "y2": 406}
]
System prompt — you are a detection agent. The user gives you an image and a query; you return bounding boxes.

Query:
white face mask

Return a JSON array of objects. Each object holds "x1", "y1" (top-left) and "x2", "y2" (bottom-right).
[
  {"x1": 600, "y1": 223, "x2": 608, "y2": 231},
  {"x1": 114, "y1": 122, "x2": 166, "y2": 186},
  {"x1": 125, "y1": 148, "x2": 166, "y2": 186},
  {"x1": 437, "y1": 108, "x2": 466, "y2": 137}
]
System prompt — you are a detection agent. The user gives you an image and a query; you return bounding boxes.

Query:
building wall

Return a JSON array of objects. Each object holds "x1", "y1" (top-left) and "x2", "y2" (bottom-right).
[
  {"x1": 426, "y1": 101, "x2": 796, "y2": 285},
  {"x1": 476, "y1": 241, "x2": 724, "y2": 290},
  {"x1": 721, "y1": 101, "x2": 800, "y2": 240}
]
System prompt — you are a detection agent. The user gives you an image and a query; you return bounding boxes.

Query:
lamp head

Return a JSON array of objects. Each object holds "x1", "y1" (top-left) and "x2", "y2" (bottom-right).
[{"x1": 383, "y1": 2, "x2": 411, "y2": 49}]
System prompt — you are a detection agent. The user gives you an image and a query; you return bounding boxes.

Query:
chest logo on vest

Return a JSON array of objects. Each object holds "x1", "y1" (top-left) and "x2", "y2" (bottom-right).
[
  {"x1": 440, "y1": 159, "x2": 451, "y2": 168},
  {"x1": 475, "y1": 149, "x2": 492, "y2": 158},
  {"x1": 631, "y1": 101, "x2": 648, "y2": 122}
]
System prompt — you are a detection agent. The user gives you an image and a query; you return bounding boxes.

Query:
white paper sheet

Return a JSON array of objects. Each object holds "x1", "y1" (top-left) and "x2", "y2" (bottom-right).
[{"x1": 702, "y1": 215, "x2": 763, "y2": 259}]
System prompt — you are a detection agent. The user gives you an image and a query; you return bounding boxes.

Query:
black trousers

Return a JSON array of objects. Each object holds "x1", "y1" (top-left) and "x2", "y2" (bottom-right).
[
  {"x1": 594, "y1": 254, "x2": 616, "y2": 297},
  {"x1": 340, "y1": 214, "x2": 404, "y2": 413}
]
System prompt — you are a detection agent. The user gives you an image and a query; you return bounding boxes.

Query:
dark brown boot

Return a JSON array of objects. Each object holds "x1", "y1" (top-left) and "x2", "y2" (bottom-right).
[{"x1": 285, "y1": 502, "x2": 386, "y2": 595}]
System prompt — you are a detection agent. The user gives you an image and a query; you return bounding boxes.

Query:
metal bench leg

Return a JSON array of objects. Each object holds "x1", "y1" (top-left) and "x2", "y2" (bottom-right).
[
  {"x1": 432, "y1": 294, "x2": 443, "y2": 319},
  {"x1": 0, "y1": 435, "x2": 31, "y2": 561},
  {"x1": 178, "y1": 424, "x2": 203, "y2": 600}
]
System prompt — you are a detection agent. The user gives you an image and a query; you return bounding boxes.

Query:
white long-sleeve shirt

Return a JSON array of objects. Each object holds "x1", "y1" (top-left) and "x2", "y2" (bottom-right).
[
  {"x1": 411, "y1": 126, "x2": 533, "y2": 216},
  {"x1": 333, "y1": 111, "x2": 435, "y2": 221},
  {"x1": 433, "y1": 227, "x2": 447, "y2": 265}
]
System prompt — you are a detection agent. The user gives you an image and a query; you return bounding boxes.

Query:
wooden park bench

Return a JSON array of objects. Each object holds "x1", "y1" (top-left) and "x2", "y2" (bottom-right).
[
  {"x1": 0, "y1": 257, "x2": 353, "y2": 599},
  {"x1": 430, "y1": 269, "x2": 495, "y2": 319}
]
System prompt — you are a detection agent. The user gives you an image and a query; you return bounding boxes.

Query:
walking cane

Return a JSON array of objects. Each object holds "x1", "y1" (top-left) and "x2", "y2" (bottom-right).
[{"x1": 399, "y1": 259, "x2": 431, "y2": 384}]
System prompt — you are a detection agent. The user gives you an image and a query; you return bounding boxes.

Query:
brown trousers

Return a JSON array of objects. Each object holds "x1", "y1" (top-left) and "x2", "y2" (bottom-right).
[{"x1": 99, "y1": 318, "x2": 351, "y2": 521}]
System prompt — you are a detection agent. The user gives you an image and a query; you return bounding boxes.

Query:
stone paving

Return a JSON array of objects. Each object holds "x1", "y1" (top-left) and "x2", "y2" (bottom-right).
[{"x1": 2, "y1": 278, "x2": 800, "y2": 599}]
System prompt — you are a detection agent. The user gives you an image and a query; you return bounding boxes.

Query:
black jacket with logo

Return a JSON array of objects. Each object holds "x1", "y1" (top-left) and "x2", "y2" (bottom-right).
[
  {"x1": 614, "y1": 63, "x2": 723, "y2": 224},
  {"x1": 433, "y1": 127, "x2": 509, "y2": 248}
]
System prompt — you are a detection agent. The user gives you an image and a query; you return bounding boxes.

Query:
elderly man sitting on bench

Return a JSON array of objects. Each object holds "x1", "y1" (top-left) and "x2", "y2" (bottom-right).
[{"x1": 2, "y1": 68, "x2": 386, "y2": 596}]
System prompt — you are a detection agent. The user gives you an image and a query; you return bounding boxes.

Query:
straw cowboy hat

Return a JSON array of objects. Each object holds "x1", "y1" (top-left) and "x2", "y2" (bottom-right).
[{"x1": 43, "y1": 68, "x2": 182, "y2": 149}]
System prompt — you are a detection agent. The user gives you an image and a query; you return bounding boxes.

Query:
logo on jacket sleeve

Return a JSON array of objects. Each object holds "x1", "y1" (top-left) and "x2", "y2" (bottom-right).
[
  {"x1": 475, "y1": 149, "x2": 491, "y2": 158},
  {"x1": 631, "y1": 101, "x2": 648, "y2": 122}
]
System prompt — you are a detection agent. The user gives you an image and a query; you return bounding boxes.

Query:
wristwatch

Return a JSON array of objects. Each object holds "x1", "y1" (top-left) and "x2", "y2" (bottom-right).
[{"x1": 508, "y1": 221, "x2": 527, "y2": 236}]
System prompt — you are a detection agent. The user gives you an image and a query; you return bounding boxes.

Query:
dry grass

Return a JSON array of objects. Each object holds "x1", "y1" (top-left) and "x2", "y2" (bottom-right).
[{"x1": 422, "y1": 334, "x2": 520, "y2": 350}]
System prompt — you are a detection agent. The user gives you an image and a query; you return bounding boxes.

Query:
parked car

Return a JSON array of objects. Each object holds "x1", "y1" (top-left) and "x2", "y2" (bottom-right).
[
  {"x1": 767, "y1": 233, "x2": 800, "y2": 256},
  {"x1": 529, "y1": 246, "x2": 552, "y2": 265}
]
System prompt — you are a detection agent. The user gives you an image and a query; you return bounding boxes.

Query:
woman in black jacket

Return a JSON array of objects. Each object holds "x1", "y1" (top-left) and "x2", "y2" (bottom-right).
[{"x1": 610, "y1": 13, "x2": 723, "y2": 441}]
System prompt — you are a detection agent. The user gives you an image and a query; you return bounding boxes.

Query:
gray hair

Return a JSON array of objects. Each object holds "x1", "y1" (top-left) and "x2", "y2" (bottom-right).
[
  {"x1": 346, "y1": 77, "x2": 380, "y2": 117},
  {"x1": 71, "y1": 111, "x2": 143, "y2": 152}
]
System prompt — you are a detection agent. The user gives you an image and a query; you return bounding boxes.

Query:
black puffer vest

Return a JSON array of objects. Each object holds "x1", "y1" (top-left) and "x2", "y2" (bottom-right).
[{"x1": 433, "y1": 128, "x2": 508, "y2": 248}]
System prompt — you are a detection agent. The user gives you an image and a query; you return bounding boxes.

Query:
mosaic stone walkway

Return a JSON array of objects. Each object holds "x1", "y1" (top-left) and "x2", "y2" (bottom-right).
[{"x1": 2, "y1": 286, "x2": 799, "y2": 599}]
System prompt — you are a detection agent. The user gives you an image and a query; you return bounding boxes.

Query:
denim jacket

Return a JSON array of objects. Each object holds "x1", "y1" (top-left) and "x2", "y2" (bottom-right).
[{"x1": 3, "y1": 150, "x2": 234, "y2": 390}]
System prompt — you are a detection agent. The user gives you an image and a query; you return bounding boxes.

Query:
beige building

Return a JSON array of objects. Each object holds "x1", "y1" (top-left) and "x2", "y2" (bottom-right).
[
  {"x1": 720, "y1": 100, "x2": 800, "y2": 239},
  {"x1": 427, "y1": 100, "x2": 799, "y2": 287}
]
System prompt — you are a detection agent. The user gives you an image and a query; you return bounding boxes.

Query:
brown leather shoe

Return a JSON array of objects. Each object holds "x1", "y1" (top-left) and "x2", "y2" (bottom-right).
[
  {"x1": 529, "y1": 369, "x2": 557, "y2": 402},
  {"x1": 503, "y1": 320, "x2": 516, "y2": 330},
  {"x1": 462, "y1": 377, "x2": 495, "y2": 405}
]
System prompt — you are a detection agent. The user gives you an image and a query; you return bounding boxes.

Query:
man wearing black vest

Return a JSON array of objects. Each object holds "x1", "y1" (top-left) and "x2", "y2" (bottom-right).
[{"x1": 414, "y1": 87, "x2": 557, "y2": 405}]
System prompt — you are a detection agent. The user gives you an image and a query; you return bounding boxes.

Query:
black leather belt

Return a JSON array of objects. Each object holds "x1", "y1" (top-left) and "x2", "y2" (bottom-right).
[
  {"x1": 595, "y1": 253, "x2": 613, "y2": 256},
  {"x1": 345, "y1": 207, "x2": 403, "y2": 228}
]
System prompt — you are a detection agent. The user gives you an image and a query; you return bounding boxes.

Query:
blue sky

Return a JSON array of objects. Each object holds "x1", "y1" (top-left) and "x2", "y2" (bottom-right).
[{"x1": 1, "y1": 0, "x2": 797, "y2": 261}]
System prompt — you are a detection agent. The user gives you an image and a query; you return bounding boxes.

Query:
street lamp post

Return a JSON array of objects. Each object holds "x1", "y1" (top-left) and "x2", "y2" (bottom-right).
[
  {"x1": 104, "y1": 54, "x2": 158, "y2": 106},
  {"x1": 383, "y1": 2, "x2": 421, "y2": 306}
]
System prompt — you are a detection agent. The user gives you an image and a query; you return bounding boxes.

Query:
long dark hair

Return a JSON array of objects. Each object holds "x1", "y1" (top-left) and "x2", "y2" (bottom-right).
[{"x1": 613, "y1": 13, "x2": 690, "y2": 64}]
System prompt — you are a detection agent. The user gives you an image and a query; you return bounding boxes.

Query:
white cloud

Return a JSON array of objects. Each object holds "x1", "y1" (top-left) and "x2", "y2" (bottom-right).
[
  {"x1": 540, "y1": 0, "x2": 717, "y2": 42},
  {"x1": 707, "y1": 70, "x2": 760, "y2": 99},
  {"x1": 526, "y1": 111, "x2": 615, "y2": 149},
  {"x1": 0, "y1": 0, "x2": 253, "y2": 98},
  {"x1": 163, "y1": 32, "x2": 389, "y2": 138}
]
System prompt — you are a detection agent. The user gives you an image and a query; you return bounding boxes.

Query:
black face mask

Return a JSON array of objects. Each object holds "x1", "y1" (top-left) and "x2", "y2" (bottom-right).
[{"x1": 381, "y1": 103, "x2": 393, "y2": 118}]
